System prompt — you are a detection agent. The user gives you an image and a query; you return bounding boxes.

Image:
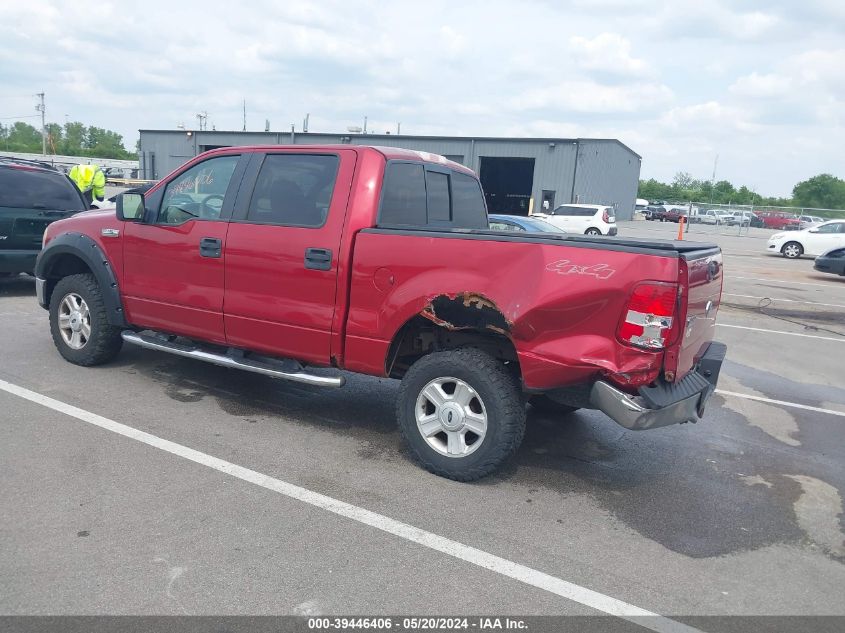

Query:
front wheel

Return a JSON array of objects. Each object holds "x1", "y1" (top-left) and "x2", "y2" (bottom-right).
[
  {"x1": 584, "y1": 228, "x2": 602, "y2": 236},
  {"x1": 396, "y1": 348, "x2": 526, "y2": 481},
  {"x1": 49, "y1": 273, "x2": 123, "y2": 366},
  {"x1": 781, "y1": 242, "x2": 803, "y2": 259}
]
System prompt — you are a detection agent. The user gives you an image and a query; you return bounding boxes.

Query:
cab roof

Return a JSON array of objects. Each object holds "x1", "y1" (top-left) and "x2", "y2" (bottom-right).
[{"x1": 199, "y1": 145, "x2": 476, "y2": 176}]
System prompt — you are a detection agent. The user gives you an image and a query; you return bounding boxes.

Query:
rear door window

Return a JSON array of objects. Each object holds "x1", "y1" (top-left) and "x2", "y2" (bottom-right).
[
  {"x1": 0, "y1": 168, "x2": 85, "y2": 211},
  {"x1": 380, "y1": 163, "x2": 427, "y2": 226},
  {"x1": 379, "y1": 162, "x2": 487, "y2": 229},
  {"x1": 246, "y1": 154, "x2": 340, "y2": 227}
]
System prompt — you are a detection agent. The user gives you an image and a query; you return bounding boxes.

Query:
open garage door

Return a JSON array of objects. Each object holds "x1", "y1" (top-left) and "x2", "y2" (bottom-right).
[{"x1": 479, "y1": 157, "x2": 535, "y2": 215}]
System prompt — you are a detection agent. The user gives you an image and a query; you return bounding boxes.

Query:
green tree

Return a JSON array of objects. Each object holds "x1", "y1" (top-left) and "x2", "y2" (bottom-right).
[
  {"x1": 61, "y1": 121, "x2": 86, "y2": 154},
  {"x1": 45, "y1": 123, "x2": 63, "y2": 154},
  {"x1": 792, "y1": 174, "x2": 845, "y2": 209},
  {"x1": 86, "y1": 126, "x2": 133, "y2": 159},
  {"x1": 6, "y1": 122, "x2": 42, "y2": 151}
]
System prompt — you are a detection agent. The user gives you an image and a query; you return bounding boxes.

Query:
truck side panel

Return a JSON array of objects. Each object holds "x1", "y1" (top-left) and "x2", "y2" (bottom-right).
[{"x1": 343, "y1": 231, "x2": 683, "y2": 391}]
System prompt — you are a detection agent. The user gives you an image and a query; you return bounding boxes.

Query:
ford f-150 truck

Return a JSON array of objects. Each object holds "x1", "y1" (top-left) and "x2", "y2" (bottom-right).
[{"x1": 35, "y1": 145, "x2": 726, "y2": 480}]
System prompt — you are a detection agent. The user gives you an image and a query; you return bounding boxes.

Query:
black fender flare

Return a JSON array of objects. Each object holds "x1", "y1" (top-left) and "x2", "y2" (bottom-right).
[{"x1": 35, "y1": 232, "x2": 127, "y2": 327}]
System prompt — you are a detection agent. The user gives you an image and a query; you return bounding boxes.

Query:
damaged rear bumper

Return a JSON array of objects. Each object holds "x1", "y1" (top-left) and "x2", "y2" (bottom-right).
[{"x1": 590, "y1": 341, "x2": 726, "y2": 431}]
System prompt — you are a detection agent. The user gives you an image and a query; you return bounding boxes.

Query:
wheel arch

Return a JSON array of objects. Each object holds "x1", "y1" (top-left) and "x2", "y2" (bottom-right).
[
  {"x1": 35, "y1": 233, "x2": 127, "y2": 327},
  {"x1": 385, "y1": 293, "x2": 521, "y2": 382}
]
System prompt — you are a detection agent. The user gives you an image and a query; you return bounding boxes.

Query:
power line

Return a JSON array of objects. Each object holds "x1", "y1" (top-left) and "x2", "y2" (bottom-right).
[{"x1": 0, "y1": 114, "x2": 41, "y2": 120}]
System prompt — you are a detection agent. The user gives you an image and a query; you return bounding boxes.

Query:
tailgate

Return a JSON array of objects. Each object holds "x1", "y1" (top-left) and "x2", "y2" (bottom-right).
[{"x1": 664, "y1": 248, "x2": 723, "y2": 381}]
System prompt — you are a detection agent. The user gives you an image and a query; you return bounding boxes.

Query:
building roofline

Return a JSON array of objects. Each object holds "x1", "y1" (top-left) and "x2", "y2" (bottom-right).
[{"x1": 138, "y1": 130, "x2": 642, "y2": 159}]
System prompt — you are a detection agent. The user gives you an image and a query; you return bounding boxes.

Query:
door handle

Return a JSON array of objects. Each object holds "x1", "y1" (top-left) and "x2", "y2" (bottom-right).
[
  {"x1": 199, "y1": 237, "x2": 222, "y2": 258},
  {"x1": 304, "y1": 247, "x2": 332, "y2": 271}
]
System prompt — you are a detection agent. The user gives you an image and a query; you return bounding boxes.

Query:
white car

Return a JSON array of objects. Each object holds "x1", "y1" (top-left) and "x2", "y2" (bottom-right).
[
  {"x1": 798, "y1": 215, "x2": 826, "y2": 230},
  {"x1": 696, "y1": 209, "x2": 733, "y2": 225},
  {"x1": 767, "y1": 220, "x2": 845, "y2": 258},
  {"x1": 535, "y1": 204, "x2": 618, "y2": 235}
]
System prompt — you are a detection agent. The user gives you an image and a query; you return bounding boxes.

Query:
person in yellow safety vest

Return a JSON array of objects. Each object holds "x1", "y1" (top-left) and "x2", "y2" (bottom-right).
[{"x1": 69, "y1": 163, "x2": 106, "y2": 207}]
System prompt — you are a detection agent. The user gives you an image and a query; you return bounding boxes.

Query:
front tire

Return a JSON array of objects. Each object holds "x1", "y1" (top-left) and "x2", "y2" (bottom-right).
[
  {"x1": 781, "y1": 242, "x2": 803, "y2": 259},
  {"x1": 49, "y1": 273, "x2": 123, "y2": 366},
  {"x1": 396, "y1": 348, "x2": 526, "y2": 481}
]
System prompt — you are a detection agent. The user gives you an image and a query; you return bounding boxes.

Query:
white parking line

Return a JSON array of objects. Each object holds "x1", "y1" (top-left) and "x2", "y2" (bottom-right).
[
  {"x1": 716, "y1": 390, "x2": 845, "y2": 418},
  {"x1": 722, "y1": 293, "x2": 845, "y2": 309},
  {"x1": 728, "y1": 276, "x2": 845, "y2": 289},
  {"x1": 0, "y1": 378, "x2": 699, "y2": 633},
  {"x1": 718, "y1": 323, "x2": 845, "y2": 342}
]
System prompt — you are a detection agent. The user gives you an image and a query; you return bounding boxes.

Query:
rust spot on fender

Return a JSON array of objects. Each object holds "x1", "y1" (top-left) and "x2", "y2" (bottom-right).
[{"x1": 420, "y1": 293, "x2": 512, "y2": 335}]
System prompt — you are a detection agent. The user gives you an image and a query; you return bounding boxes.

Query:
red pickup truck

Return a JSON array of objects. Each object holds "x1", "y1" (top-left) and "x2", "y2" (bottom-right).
[{"x1": 35, "y1": 145, "x2": 726, "y2": 480}]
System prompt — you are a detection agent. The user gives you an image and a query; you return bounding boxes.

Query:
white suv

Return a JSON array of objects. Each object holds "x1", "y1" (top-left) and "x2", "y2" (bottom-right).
[{"x1": 536, "y1": 204, "x2": 617, "y2": 235}]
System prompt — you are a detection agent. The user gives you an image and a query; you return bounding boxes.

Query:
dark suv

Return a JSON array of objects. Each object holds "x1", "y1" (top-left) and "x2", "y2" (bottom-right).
[{"x1": 0, "y1": 157, "x2": 87, "y2": 276}]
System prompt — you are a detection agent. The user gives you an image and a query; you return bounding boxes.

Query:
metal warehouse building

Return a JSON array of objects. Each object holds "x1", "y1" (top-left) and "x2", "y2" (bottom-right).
[{"x1": 138, "y1": 130, "x2": 642, "y2": 220}]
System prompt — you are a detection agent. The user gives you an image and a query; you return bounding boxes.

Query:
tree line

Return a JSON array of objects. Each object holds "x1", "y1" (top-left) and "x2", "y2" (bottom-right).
[
  {"x1": 0, "y1": 121, "x2": 135, "y2": 160},
  {"x1": 639, "y1": 172, "x2": 845, "y2": 211}
]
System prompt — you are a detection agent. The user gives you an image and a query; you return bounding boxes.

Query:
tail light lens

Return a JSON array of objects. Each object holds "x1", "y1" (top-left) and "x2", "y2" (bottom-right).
[
  {"x1": 602, "y1": 209, "x2": 609, "y2": 223},
  {"x1": 618, "y1": 282, "x2": 679, "y2": 350}
]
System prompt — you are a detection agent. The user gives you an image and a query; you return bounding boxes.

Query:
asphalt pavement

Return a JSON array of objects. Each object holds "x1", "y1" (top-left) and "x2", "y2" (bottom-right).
[{"x1": 1, "y1": 220, "x2": 843, "y2": 630}]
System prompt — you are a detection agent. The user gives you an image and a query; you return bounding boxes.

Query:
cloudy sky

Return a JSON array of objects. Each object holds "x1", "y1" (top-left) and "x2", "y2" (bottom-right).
[{"x1": 1, "y1": 0, "x2": 843, "y2": 196}]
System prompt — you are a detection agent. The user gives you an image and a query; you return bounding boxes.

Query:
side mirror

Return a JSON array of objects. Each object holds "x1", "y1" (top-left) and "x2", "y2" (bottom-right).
[
  {"x1": 116, "y1": 192, "x2": 145, "y2": 222},
  {"x1": 808, "y1": 228, "x2": 819, "y2": 233}
]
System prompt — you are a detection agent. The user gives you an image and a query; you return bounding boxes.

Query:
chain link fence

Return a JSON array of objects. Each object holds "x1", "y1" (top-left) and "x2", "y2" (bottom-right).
[{"x1": 647, "y1": 202, "x2": 845, "y2": 237}]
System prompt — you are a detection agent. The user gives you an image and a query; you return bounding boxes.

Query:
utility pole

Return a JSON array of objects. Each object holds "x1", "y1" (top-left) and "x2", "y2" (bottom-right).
[
  {"x1": 397, "y1": 122, "x2": 401, "y2": 135},
  {"x1": 709, "y1": 154, "x2": 719, "y2": 204},
  {"x1": 36, "y1": 92, "x2": 46, "y2": 155},
  {"x1": 242, "y1": 100, "x2": 246, "y2": 132},
  {"x1": 303, "y1": 113, "x2": 309, "y2": 133},
  {"x1": 363, "y1": 116, "x2": 367, "y2": 135}
]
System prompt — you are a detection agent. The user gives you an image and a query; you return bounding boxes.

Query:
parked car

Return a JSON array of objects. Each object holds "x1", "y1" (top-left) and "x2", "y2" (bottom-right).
[
  {"x1": 726, "y1": 211, "x2": 758, "y2": 227},
  {"x1": 645, "y1": 205, "x2": 665, "y2": 220},
  {"x1": 758, "y1": 211, "x2": 800, "y2": 230},
  {"x1": 767, "y1": 220, "x2": 845, "y2": 258},
  {"x1": 798, "y1": 215, "x2": 826, "y2": 230},
  {"x1": 663, "y1": 206, "x2": 689, "y2": 223},
  {"x1": 488, "y1": 214, "x2": 564, "y2": 233},
  {"x1": 35, "y1": 145, "x2": 725, "y2": 481},
  {"x1": 814, "y1": 247, "x2": 845, "y2": 276},
  {"x1": 0, "y1": 156, "x2": 88, "y2": 276},
  {"x1": 534, "y1": 203, "x2": 617, "y2": 235},
  {"x1": 696, "y1": 209, "x2": 734, "y2": 225}
]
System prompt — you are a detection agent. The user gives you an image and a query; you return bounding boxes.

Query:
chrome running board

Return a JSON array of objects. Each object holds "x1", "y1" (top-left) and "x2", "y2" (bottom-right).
[{"x1": 121, "y1": 330, "x2": 345, "y2": 388}]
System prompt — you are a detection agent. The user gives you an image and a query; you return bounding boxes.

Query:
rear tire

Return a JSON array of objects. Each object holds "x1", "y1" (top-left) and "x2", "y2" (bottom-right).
[
  {"x1": 396, "y1": 348, "x2": 526, "y2": 481},
  {"x1": 781, "y1": 242, "x2": 803, "y2": 259},
  {"x1": 49, "y1": 273, "x2": 123, "y2": 366},
  {"x1": 584, "y1": 228, "x2": 602, "y2": 236}
]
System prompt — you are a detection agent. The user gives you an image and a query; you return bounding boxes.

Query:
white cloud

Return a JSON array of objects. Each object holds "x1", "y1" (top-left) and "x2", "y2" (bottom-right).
[
  {"x1": 510, "y1": 80, "x2": 672, "y2": 113},
  {"x1": 568, "y1": 33, "x2": 651, "y2": 77},
  {"x1": 729, "y1": 72, "x2": 791, "y2": 98},
  {"x1": 0, "y1": 0, "x2": 841, "y2": 197}
]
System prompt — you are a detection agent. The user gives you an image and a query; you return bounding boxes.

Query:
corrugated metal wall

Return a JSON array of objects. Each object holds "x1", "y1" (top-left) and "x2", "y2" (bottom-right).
[
  {"x1": 139, "y1": 131, "x2": 639, "y2": 219},
  {"x1": 573, "y1": 140, "x2": 641, "y2": 220}
]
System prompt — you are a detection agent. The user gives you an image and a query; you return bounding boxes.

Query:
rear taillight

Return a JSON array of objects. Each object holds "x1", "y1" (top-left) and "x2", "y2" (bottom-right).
[
  {"x1": 602, "y1": 209, "x2": 609, "y2": 223},
  {"x1": 618, "y1": 282, "x2": 679, "y2": 350}
]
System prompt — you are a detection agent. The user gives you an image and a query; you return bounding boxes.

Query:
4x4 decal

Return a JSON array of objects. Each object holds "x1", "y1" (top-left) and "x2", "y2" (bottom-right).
[{"x1": 545, "y1": 259, "x2": 615, "y2": 280}]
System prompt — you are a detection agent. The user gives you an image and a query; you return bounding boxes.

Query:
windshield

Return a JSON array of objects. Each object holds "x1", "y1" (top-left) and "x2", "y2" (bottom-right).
[{"x1": 0, "y1": 168, "x2": 86, "y2": 211}]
